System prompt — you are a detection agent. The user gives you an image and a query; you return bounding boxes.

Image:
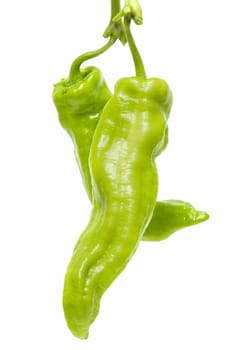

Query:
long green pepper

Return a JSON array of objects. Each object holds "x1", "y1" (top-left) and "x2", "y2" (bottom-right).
[
  {"x1": 53, "y1": 0, "x2": 209, "y2": 340},
  {"x1": 63, "y1": 74, "x2": 172, "y2": 339}
]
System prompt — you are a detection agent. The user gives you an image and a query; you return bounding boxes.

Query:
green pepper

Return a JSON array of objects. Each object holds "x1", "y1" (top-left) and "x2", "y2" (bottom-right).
[
  {"x1": 53, "y1": 37, "x2": 116, "y2": 201},
  {"x1": 63, "y1": 74, "x2": 171, "y2": 339}
]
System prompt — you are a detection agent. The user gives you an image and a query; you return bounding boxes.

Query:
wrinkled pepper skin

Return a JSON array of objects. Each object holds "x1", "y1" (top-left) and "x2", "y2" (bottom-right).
[
  {"x1": 53, "y1": 66, "x2": 111, "y2": 201},
  {"x1": 62, "y1": 76, "x2": 172, "y2": 339}
]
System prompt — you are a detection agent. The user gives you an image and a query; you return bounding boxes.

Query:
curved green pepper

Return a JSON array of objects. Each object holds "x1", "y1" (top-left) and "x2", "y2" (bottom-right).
[{"x1": 63, "y1": 76, "x2": 172, "y2": 338}]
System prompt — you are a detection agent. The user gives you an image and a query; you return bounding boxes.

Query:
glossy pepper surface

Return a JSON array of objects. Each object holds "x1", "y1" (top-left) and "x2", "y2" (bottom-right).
[
  {"x1": 53, "y1": 68, "x2": 208, "y2": 242},
  {"x1": 62, "y1": 75, "x2": 172, "y2": 339}
]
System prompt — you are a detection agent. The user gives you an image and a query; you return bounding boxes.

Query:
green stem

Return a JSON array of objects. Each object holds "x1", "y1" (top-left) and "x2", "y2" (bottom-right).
[
  {"x1": 69, "y1": 36, "x2": 116, "y2": 82},
  {"x1": 111, "y1": 0, "x2": 121, "y2": 18},
  {"x1": 124, "y1": 17, "x2": 146, "y2": 78},
  {"x1": 103, "y1": 0, "x2": 127, "y2": 44}
]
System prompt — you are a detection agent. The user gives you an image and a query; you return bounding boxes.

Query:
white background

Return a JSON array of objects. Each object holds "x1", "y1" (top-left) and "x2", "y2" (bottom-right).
[{"x1": 1, "y1": 0, "x2": 231, "y2": 349}]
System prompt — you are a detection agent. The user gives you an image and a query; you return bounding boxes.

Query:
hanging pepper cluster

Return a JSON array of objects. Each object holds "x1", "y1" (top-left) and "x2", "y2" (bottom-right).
[{"x1": 52, "y1": 0, "x2": 209, "y2": 340}]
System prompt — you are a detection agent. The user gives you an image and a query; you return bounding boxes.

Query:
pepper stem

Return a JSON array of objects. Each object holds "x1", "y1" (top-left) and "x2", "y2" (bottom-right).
[
  {"x1": 124, "y1": 17, "x2": 146, "y2": 78},
  {"x1": 111, "y1": 0, "x2": 121, "y2": 26},
  {"x1": 69, "y1": 36, "x2": 116, "y2": 82},
  {"x1": 103, "y1": 0, "x2": 127, "y2": 44}
]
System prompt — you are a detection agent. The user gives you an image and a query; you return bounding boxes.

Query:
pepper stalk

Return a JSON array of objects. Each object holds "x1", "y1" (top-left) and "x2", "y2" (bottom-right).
[
  {"x1": 103, "y1": 0, "x2": 127, "y2": 44},
  {"x1": 69, "y1": 37, "x2": 116, "y2": 82},
  {"x1": 120, "y1": 0, "x2": 146, "y2": 78}
]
